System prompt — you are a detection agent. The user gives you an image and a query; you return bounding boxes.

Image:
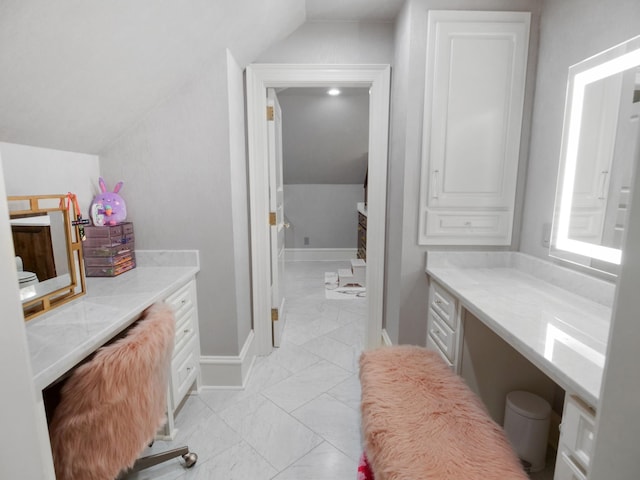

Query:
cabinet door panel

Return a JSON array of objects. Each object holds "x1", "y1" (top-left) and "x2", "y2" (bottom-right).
[
  {"x1": 419, "y1": 11, "x2": 530, "y2": 245},
  {"x1": 433, "y1": 30, "x2": 512, "y2": 201},
  {"x1": 426, "y1": 15, "x2": 528, "y2": 209}
]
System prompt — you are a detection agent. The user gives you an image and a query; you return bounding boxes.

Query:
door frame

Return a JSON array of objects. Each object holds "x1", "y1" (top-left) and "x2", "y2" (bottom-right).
[{"x1": 246, "y1": 64, "x2": 391, "y2": 356}]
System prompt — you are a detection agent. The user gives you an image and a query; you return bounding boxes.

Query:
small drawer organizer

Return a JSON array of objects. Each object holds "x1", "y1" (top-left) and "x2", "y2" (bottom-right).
[{"x1": 83, "y1": 222, "x2": 136, "y2": 277}]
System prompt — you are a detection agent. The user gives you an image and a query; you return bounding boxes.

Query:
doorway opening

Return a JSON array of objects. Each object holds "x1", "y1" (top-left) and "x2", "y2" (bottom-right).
[{"x1": 246, "y1": 64, "x2": 391, "y2": 356}]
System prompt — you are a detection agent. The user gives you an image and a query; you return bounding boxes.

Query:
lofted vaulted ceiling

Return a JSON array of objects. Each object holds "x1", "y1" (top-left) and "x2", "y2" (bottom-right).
[
  {"x1": 0, "y1": 0, "x2": 402, "y2": 155},
  {"x1": 306, "y1": 0, "x2": 405, "y2": 21},
  {"x1": 0, "y1": 0, "x2": 305, "y2": 154}
]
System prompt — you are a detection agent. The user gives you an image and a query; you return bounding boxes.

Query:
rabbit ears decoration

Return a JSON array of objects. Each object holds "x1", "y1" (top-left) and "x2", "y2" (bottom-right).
[{"x1": 99, "y1": 177, "x2": 123, "y2": 194}]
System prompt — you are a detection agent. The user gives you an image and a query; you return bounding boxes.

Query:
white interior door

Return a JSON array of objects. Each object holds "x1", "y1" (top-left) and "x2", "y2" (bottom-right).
[
  {"x1": 267, "y1": 88, "x2": 286, "y2": 347},
  {"x1": 246, "y1": 64, "x2": 390, "y2": 356}
]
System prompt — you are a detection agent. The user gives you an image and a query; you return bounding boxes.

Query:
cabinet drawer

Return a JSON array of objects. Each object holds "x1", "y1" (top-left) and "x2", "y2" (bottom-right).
[
  {"x1": 560, "y1": 396, "x2": 596, "y2": 470},
  {"x1": 428, "y1": 308, "x2": 456, "y2": 362},
  {"x1": 429, "y1": 281, "x2": 457, "y2": 330},
  {"x1": 171, "y1": 336, "x2": 198, "y2": 407},
  {"x1": 165, "y1": 281, "x2": 194, "y2": 318},
  {"x1": 422, "y1": 210, "x2": 512, "y2": 245},
  {"x1": 426, "y1": 334, "x2": 453, "y2": 370},
  {"x1": 554, "y1": 450, "x2": 587, "y2": 480},
  {"x1": 426, "y1": 210, "x2": 511, "y2": 238},
  {"x1": 174, "y1": 309, "x2": 197, "y2": 352}
]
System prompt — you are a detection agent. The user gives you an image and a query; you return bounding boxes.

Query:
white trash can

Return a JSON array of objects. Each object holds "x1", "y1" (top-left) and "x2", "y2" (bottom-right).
[{"x1": 503, "y1": 391, "x2": 551, "y2": 473}]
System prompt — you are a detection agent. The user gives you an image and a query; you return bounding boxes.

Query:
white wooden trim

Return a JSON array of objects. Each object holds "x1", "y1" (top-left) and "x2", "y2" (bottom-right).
[
  {"x1": 246, "y1": 64, "x2": 390, "y2": 356},
  {"x1": 381, "y1": 329, "x2": 393, "y2": 346},
  {"x1": 199, "y1": 330, "x2": 256, "y2": 387},
  {"x1": 285, "y1": 248, "x2": 357, "y2": 262}
]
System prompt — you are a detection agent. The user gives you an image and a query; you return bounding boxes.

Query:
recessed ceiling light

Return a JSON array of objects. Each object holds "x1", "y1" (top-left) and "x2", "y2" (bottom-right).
[{"x1": 327, "y1": 88, "x2": 341, "y2": 96}]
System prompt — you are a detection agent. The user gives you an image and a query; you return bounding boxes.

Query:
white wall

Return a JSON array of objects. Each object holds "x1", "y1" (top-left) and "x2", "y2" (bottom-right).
[
  {"x1": 257, "y1": 21, "x2": 395, "y2": 64},
  {"x1": 100, "y1": 51, "x2": 244, "y2": 357},
  {"x1": 226, "y1": 50, "x2": 253, "y2": 350},
  {"x1": 278, "y1": 89, "x2": 369, "y2": 185},
  {"x1": 519, "y1": 0, "x2": 640, "y2": 261},
  {"x1": 0, "y1": 142, "x2": 100, "y2": 213},
  {"x1": 284, "y1": 184, "x2": 364, "y2": 248},
  {"x1": 385, "y1": 0, "x2": 541, "y2": 345},
  {"x1": 0, "y1": 154, "x2": 56, "y2": 479}
]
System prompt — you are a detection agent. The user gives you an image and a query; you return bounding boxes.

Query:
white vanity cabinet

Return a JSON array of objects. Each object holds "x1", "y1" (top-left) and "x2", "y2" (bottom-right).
[
  {"x1": 418, "y1": 11, "x2": 531, "y2": 245},
  {"x1": 426, "y1": 279, "x2": 463, "y2": 372},
  {"x1": 555, "y1": 395, "x2": 596, "y2": 480},
  {"x1": 163, "y1": 278, "x2": 201, "y2": 437}
]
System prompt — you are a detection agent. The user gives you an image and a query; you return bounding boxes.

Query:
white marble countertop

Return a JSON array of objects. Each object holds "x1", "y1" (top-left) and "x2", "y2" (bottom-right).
[
  {"x1": 426, "y1": 252, "x2": 614, "y2": 407},
  {"x1": 26, "y1": 251, "x2": 199, "y2": 391}
]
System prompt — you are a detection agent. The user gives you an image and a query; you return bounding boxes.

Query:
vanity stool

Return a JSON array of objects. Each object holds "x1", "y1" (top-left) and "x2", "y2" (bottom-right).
[
  {"x1": 359, "y1": 346, "x2": 527, "y2": 480},
  {"x1": 48, "y1": 302, "x2": 197, "y2": 480}
]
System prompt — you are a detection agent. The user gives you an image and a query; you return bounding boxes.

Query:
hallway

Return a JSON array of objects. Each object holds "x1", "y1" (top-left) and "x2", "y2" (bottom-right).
[{"x1": 127, "y1": 260, "x2": 366, "y2": 479}]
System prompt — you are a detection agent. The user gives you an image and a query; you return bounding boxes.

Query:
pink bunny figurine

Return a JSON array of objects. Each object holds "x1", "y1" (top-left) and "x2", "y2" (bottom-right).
[{"x1": 90, "y1": 177, "x2": 127, "y2": 226}]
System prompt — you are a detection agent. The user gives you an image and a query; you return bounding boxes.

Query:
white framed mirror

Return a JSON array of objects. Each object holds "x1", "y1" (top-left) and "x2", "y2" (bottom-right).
[{"x1": 551, "y1": 34, "x2": 640, "y2": 275}]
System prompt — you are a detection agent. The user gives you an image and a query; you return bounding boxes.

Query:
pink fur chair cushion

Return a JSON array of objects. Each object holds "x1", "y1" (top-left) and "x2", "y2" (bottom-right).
[
  {"x1": 49, "y1": 302, "x2": 176, "y2": 480},
  {"x1": 359, "y1": 346, "x2": 528, "y2": 480}
]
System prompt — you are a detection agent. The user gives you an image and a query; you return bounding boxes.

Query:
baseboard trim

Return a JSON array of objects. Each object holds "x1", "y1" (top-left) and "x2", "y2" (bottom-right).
[
  {"x1": 381, "y1": 328, "x2": 393, "y2": 346},
  {"x1": 199, "y1": 330, "x2": 256, "y2": 388},
  {"x1": 285, "y1": 248, "x2": 357, "y2": 262}
]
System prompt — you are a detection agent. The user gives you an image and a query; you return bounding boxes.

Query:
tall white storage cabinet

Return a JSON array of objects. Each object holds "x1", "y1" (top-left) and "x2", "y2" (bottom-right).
[{"x1": 419, "y1": 11, "x2": 531, "y2": 245}]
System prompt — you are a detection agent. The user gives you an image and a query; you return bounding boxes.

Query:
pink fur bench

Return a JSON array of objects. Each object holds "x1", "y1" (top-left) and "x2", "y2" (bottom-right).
[{"x1": 359, "y1": 346, "x2": 527, "y2": 480}]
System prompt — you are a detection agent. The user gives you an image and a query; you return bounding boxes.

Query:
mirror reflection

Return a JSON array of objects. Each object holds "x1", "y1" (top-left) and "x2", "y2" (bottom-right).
[
  {"x1": 551, "y1": 35, "x2": 640, "y2": 274},
  {"x1": 7, "y1": 194, "x2": 86, "y2": 320}
]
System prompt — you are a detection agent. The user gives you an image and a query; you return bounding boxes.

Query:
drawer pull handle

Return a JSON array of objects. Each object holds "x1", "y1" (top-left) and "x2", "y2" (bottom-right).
[
  {"x1": 431, "y1": 328, "x2": 440, "y2": 336},
  {"x1": 180, "y1": 299, "x2": 187, "y2": 306},
  {"x1": 434, "y1": 299, "x2": 442, "y2": 305},
  {"x1": 184, "y1": 329, "x2": 191, "y2": 334},
  {"x1": 465, "y1": 221, "x2": 472, "y2": 227}
]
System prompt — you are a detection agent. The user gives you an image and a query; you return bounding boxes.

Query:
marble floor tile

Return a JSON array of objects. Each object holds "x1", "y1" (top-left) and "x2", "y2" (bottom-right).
[
  {"x1": 272, "y1": 441, "x2": 358, "y2": 480},
  {"x1": 242, "y1": 354, "x2": 295, "y2": 393},
  {"x1": 327, "y1": 322, "x2": 366, "y2": 349},
  {"x1": 327, "y1": 374, "x2": 362, "y2": 411},
  {"x1": 173, "y1": 408, "x2": 242, "y2": 465},
  {"x1": 292, "y1": 393, "x2": 363, "y2": 462},
  {"x1": 284, "y1": 299, "x2": 341, "y2": 318},
  {"x1": 172, "y1": 395, "x2": 216, "y2": 437},
  {"x1": 197, "y1": 387, "x2": 249, "y2": 414},
  {"x1": 262, "y1": 359, "x2": 352, "y2": 412},
  {"x1": 301, "y1": 335, "x2": 360, "y2": 372},
  {"x1": 337, "y1": 308, "x2": 367, "y2": 325},
  {"x1": 267, "y1": 342, "x2": 322, "y2": 374},
  {"x1": 219, "y1": 394, "x2": 323, "y2": 471},
  {"x1": 183, "y1": 442, "x2": 277, "y2": 480},
  {"x1": 283, "y1": 315, "x2": 343, "y2": 346},
  {"x1": 150, "y1": 260, "x2": 369, "y2": 479}
]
